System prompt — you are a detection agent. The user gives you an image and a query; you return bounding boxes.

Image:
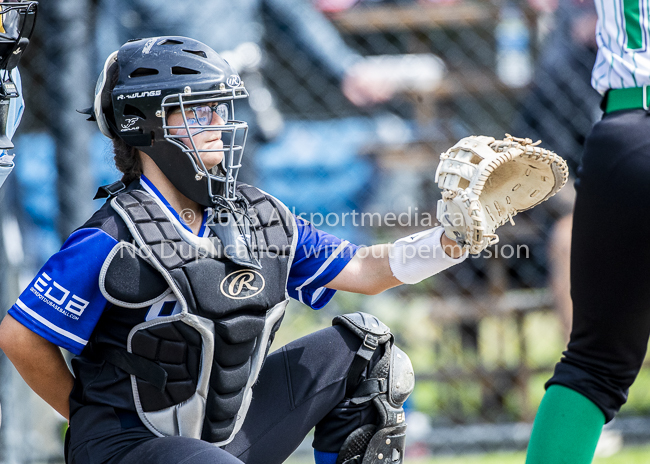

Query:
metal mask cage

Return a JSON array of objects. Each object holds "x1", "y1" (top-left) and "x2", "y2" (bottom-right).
[{"x1": 162, "y1": 88, "x2": 249, "y2": 201}]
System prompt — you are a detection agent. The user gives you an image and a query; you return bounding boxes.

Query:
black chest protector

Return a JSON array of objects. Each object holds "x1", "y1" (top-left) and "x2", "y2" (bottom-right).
[{"x1": 98, "y1": 185, "x2": 297, "y2": 446}]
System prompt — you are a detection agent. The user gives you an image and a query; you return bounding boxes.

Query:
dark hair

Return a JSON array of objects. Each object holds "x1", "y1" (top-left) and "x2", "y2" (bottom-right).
[
  {"x1": 112, "y1": 138, "x2": 142, "y2": 185},
  {"x1": 108, "y1": 60, "x2": 142, "y2": 184}
]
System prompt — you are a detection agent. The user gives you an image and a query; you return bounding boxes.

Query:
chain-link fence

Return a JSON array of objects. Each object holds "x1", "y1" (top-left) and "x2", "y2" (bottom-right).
[{"x1": 3, "y1": 0, "x2": 645, "y2": 462}]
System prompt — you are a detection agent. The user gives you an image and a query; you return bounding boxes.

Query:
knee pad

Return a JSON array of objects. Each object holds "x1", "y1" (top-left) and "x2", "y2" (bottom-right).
[{"x1": 333, "y1": 312, "x2": 415, "y2": 464}]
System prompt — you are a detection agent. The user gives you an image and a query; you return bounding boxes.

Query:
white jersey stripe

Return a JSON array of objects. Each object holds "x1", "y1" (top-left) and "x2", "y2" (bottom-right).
[
  {"x1": 296, "y1": 240, "x2": 349, "y2": 304},
  {"x1": 16, "y1": 298, "x2": 88, "y2": 346}
]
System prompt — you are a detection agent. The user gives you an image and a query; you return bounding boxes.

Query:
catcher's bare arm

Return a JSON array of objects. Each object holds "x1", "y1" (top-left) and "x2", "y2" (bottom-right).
[{"x1": 0, "y1": 314, "x2": 73, "y2": 420}]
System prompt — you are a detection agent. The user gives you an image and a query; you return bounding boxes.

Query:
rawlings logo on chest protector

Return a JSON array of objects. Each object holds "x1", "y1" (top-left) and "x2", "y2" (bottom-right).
[{"x1": 220, "y1": 270, "x2": 265, "y2": 299}]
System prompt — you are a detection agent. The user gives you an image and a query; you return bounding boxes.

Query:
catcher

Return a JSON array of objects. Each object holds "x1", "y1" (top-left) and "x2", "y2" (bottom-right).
[{"x1": 0, "y1": 37, "x2": 565, "y2": 464}]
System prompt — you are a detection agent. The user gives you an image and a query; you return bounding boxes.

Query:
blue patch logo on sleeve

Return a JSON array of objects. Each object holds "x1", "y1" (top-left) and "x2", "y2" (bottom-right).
[{"x1": 30, "y1": 272, "x2": 89, "y2": 320}]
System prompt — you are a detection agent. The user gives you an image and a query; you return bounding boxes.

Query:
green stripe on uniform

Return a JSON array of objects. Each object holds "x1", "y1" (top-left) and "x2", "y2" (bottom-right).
[{"x1": 624, "y1": 0, "x2": 644, "y2": 49}]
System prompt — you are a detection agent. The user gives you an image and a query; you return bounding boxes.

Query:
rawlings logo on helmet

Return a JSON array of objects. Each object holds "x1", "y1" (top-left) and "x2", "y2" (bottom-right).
[
  {"x1": 116, "y1": 90, "x2": 162, "y2": 101},
  {"x1": 226, "y1": 75, "x2": 241, "y2": 88}
]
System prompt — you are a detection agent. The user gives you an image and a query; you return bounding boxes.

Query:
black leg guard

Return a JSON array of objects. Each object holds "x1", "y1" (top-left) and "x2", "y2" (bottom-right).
[{"x1": 333, "y1": 312, "x2": 415, "y2": 464}]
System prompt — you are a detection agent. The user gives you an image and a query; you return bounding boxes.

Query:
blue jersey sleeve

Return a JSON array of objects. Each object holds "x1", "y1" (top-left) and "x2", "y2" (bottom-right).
[
  {"x1": 8, "y1": 228, "x2": 117, "y2": 354},
  {"x1": 287, "y1": 216, "x2": 359, "y2": 309}
]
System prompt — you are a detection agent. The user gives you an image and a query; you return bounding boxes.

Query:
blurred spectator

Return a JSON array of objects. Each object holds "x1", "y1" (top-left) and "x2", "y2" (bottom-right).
[
  {"x1": 514, "y1": 0, "x2": 599, "y2": 339},
  {"x1": 92, "y1": 0, "x2": 407, "y2": 241},
  {"x1": 315, "y1": 0, "x2": 423, "y2": 11},
  {"x1": 95, "y1": 0, "x2": 396, "y2": 148},
  {"x1": 548, "y1": 224, "x2": 571, "y2": 338},
  {"x1": 315, "y1": 0, "x2": 361, "y2": 13},
  {"x1": 514, "y1": 0, "x2": 600, "y2": 175}
]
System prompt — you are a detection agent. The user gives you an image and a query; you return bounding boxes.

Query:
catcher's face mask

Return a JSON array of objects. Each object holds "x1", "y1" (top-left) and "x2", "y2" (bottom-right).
[{"x1": 161, "y1": 91, "x2": 248, "y2": 202}]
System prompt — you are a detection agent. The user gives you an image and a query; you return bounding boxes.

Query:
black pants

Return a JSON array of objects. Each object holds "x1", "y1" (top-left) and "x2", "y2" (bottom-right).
[
  {"x1": 547, "y1": 109, "x2": 650, "y2": 422},
  {"x1": 68, "y1": 326, "x2": 377, "y2": 464}
]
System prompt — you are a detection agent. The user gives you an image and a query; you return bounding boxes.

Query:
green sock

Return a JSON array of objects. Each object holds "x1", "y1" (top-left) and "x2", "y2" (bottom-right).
[{"x1": 526, "y1": 385, "x2": 606, "y2": 464}]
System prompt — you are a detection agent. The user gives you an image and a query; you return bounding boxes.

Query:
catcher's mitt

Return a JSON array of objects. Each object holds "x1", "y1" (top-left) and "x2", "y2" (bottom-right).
[{"x1": 435, "y1": 134, "x2": 568, "y2": 254}]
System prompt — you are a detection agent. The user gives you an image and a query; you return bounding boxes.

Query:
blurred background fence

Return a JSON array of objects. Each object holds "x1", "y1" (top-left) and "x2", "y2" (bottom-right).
[{"x1": 1, "y1": 0, "x2": 645, "y2": 462}]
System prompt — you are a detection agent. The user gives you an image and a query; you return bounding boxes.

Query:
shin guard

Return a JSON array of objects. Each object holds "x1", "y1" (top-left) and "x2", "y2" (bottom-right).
[{"x1": 333, "y1": 312, "x2": 415, "y2": 464}]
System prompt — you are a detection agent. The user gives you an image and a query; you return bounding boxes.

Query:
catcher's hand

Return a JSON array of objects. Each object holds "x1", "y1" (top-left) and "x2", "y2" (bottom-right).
[{"x1": 435, "y1": 134, "x2": 568, "y2": 254}]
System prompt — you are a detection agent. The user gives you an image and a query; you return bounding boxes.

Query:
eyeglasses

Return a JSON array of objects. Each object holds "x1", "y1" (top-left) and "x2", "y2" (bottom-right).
[{"x1": 172, "y1": 102, "x2": 230, "y2": 127}]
